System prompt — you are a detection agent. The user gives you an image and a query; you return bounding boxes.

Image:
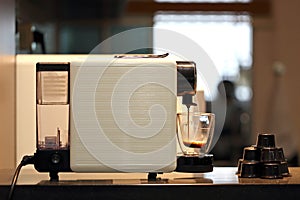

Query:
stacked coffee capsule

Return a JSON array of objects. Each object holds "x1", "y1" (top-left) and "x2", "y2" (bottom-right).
[{"x1": 237, "y1": 133, "x2": 290, "y2": 179}]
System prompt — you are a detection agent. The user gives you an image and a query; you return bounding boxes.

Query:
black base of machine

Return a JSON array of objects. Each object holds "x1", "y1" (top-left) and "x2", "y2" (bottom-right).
[
  {"x1": 175, "y1": 154, "x2": 213, "y2": 173},
  {"x1": 34, "y1": 149, "x2": 72, "y2": 181},
  {"x1": 33, "y1": 150, "x2": 212, "y2": 181}
]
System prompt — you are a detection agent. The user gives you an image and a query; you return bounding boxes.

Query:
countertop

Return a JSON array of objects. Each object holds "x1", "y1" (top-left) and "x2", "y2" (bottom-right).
[{"x1": 1, "y1": 167, "x2": 300, "y2": 200}]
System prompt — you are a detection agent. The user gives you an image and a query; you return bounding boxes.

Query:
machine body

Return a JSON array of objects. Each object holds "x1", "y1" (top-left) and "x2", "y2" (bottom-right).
[{"x1": 34, "y1": 54, "x2": 208, "y2": 179}]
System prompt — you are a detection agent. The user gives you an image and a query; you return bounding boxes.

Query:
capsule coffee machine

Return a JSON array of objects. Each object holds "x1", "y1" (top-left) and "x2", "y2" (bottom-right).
[{"x1": 34, "y1": 54, "x2": 213, "y2": 180}]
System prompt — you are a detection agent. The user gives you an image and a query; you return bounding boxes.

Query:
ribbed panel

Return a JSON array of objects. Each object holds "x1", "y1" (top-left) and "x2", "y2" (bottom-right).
[{"x1": 70, "y1": 58, "x2": 177, "y2": 172}]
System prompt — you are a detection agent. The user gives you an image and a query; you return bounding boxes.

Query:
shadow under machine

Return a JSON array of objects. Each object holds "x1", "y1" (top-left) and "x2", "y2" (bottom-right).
[{"x1": 34, "y1": 54, "x2": 214, "y2": 181}]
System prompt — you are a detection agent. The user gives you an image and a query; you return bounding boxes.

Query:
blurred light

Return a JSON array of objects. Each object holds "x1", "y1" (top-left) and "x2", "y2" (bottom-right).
[
  {"x1": 31, "y1": 42, "x2": 37, "y2": 51},
  {"x1": 235, "y1": 85, "x2": 252, "y2": 102},
  {"x1": 240, "y1": 112, "x2": 250, "y2": 124}
]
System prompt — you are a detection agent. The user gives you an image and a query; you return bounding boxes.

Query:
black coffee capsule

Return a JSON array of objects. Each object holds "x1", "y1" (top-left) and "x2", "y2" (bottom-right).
[
  {"x1": 236, "y1": 159, "x2": 243, "y2": 175},
  {"x1": 261, "y1": 162, "x2": 283, "y2": 179},
  {"x1": 280, "y1": 160, "x2": 290, "y2": 176},
  {"x1": 243, "y1": 146, "x2": 261, "y2": 161},
  {"x1": 256, "y1": 134, "x2": 276, "y2": 148},
  {"x1": 260, "y1": 147, "x2": 285, "y2": 163},
  {"x1": 240, "y1": 161, "x2": 260, "y2": 178},
  {"x1": 277, "y1": 147, "x2": 286, "y2": 161}
]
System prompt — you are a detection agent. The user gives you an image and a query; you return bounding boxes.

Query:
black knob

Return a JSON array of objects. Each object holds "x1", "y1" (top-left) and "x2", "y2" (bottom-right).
[{"x1": 51, "y1": 153, "x2": 61, "y2": 164}]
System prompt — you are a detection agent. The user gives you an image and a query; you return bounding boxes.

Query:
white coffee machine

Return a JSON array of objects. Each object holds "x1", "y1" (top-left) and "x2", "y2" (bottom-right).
[{"x1": 34, "y1": 54, "x2": 212, "y2": 181}]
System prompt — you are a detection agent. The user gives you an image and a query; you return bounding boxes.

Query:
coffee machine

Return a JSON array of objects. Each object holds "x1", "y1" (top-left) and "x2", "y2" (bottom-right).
[{"x1": 34, "y1": 54, "x2": 213, "y2": 180}]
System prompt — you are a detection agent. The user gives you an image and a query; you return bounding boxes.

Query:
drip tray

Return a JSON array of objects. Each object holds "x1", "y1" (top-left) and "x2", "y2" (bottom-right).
[{"x1": 175, "y1": 154, "x2": 213, "y2": 173}]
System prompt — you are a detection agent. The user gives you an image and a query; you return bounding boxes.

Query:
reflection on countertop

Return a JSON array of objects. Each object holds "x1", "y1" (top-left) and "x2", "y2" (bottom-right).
[{"x1": 2, "y1": 167, "x2": 300, "y2": 186}]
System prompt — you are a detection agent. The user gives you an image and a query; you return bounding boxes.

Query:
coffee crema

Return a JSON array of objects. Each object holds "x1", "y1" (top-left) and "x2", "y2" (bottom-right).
[{"x1": 183, "y1": 141, "x2": 206, "y2": 148}]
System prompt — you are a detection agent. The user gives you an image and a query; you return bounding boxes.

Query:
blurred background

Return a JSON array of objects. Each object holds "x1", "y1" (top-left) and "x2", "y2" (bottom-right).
[{"x1": 1, "y1": 0, "x2": 300, "y2": 168}]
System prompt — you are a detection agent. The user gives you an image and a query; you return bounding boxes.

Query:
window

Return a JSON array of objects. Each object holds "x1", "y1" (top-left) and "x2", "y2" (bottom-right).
[{"x1": 154, "y1": 13, "x2": 252, "y2": 101}]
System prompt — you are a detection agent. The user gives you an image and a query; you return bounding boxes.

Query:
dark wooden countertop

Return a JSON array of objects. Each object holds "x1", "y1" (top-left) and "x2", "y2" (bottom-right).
[{"x1": 1, "y1": 167, "x2": 300, "y2": 200}]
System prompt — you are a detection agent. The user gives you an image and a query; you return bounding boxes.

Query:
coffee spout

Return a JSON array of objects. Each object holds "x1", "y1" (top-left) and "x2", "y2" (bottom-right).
[{"x1": 182, "y1": 94, "x2": 197, "y2": 109}]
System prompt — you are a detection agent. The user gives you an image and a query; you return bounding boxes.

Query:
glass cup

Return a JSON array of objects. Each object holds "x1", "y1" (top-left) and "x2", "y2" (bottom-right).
[{"x1": 177, "y1": 112, "x2": 215, "y2": 157}]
